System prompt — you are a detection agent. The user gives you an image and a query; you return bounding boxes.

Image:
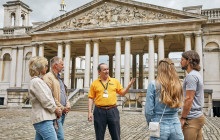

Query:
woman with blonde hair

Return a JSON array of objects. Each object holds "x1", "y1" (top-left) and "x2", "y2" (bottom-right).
[
  {"x1": 145, "y1": 58, "x2": 184, "y2": 140},
  {"x1": 29, "y1": 56, "x2": 62, "y2": 140}
]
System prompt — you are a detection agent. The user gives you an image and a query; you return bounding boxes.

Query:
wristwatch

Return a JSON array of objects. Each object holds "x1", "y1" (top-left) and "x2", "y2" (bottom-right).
[{"x1": 180, "y1": 116, "x2": 187, "y2": 120}]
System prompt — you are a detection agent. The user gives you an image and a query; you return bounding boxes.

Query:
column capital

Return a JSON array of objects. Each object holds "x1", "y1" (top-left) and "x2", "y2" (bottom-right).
[
  {"x1": 18, "y1": 46, "x2": 24, "y2": 50},
  {"x1": 56, "y1": 41, "x2": 64, "y2": 44},
  {"x1": 64, "y1": 40, "x2": 73, "y2": 45},
  {"x1": 194, "y1": 32, "x2": 203, "y2": 37},
  {"x1": 85, "y1": 39, "x2": 92, "y2": 43},
  {"x1": 31, "y1": 43, "x2": 38, "y2": 47},
  {"x1": 184, "y1": 33, "x2": 193, "y2": 37},
  {"x1": 108, "y1": 53, "x2": 114, "y2": 56},
  {"x1": 147, "y1": 35, "x2": 155, "y2": 40},
  {"x1": 124, "y1": 37, "x2": 132, "y2": 41},
  {"x1": 132, "y1": 53, "x2": 137, "y2": 56},
  {"x1": 38, "y1": 43, "x2": 45, "y2": 46},
  {"x1": 115, "y1": 37, "x2": 123, "y2": 42},
  {"x1": 157, "y1": 34, "x2": 165, "y2": 39},
  {"x1": 139, "y1": 52, "x2": 144, "y2": 56},
  {"x1": 92, "y1": 39, "x2": 101, "y2": 43},
  {"x1": 11, "y1": 46, "x2": 17, "y2": 50}
]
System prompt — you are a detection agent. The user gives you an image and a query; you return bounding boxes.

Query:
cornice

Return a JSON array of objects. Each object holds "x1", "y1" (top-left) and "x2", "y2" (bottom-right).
[{"x1": 30, "y1": 18, "x2": 206, "y2": 36}]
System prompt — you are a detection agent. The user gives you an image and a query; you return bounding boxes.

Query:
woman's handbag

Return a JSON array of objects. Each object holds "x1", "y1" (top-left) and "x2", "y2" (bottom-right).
[{"x1": 149, "y1": 105, "x2": 167, "y2": 138}]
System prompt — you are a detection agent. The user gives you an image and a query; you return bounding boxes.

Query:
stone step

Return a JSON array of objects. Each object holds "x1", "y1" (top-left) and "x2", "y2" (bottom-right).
[{"x1": 70, "y1": 95, "x2": 89, "y2": 112}]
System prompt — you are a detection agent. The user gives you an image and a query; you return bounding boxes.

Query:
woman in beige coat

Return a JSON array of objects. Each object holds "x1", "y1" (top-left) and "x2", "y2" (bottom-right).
[{"x1": 29, "y1": 56, "x2": 62, "y2": 140}]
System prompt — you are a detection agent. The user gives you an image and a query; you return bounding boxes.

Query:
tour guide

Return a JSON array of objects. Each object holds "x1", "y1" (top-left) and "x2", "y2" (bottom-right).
[{"x1": 88, "y1": 63, "x2": 135, "y2": 140}]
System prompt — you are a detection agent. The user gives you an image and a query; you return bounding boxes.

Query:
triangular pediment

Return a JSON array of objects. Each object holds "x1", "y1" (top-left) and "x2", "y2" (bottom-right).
[{"x1": 31, "y1": 0, "x2": 207, "y2": 32}]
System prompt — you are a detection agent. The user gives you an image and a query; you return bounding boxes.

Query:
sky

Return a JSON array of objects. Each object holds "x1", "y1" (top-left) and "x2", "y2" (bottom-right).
[{"x1": 0, "y1": 0, "x2": 220, "y2": 28}]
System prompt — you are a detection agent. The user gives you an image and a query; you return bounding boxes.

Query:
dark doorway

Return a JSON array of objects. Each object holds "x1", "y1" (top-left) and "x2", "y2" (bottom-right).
[
  {"x1": 0, "y1": 97, "x2": 4, "y2": 105},
  {"x1": 213, "y1": 101, "x2": 220, "y2": 117}
]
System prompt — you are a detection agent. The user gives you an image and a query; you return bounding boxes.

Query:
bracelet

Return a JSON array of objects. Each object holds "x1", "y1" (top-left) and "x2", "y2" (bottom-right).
[{"x1": 180, "y1": 116, "x2": 187, "y2": 120}]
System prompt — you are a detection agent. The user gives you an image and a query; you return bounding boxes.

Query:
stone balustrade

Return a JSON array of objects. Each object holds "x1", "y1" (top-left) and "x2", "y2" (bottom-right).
[
  {"x1": 0, "y1": 26, "x2": 32, "y2": 35},
  {"x1": 202, "y1": 9, "x2": 220, "y2": 23},
  {"x1": 202, "y1": 9, "x2": 220, "y2": 18}
]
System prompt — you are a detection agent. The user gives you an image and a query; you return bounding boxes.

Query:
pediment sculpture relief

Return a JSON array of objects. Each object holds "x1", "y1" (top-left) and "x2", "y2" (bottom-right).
[{"x1": 47, "y1": 3, "x2": 181, "y2": 31}]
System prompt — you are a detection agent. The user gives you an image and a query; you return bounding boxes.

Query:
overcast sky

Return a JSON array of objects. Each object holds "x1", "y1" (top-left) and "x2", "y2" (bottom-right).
[{"x1": 0, "y1": 0, "x2": 220, "y2": 28}]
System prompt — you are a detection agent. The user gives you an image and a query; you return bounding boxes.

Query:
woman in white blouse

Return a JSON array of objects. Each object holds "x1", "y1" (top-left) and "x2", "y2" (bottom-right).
[{"x1": 29, "y1": 56, "x2": 62, "y2": 140}]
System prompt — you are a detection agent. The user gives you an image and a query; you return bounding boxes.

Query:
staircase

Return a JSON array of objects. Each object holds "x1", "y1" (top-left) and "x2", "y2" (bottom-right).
[{"x1": 71, "y1": 95, "x2": 89, "y2": 112}]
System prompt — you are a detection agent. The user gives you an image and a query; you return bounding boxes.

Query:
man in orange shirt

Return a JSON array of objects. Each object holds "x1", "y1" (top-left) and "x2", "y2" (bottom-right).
[{"x1": 88, "y1": 63, "x2": 135, "y2": 140}]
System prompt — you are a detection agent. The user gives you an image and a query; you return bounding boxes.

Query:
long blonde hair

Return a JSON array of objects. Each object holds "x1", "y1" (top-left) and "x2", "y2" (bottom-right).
[{"x1": 156, "y1": 58, "x2": 183, "y2": 108}]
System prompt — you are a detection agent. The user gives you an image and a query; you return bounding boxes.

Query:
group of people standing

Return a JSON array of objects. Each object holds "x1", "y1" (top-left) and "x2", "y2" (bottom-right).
[
  {"x1": 29, "y1": 56, "x2": 70, "y2": 140},
  {"x1": 28, "y1": 50, "x2": 205, "y2": 140},
  {"x1": 145, "y1": 50, "x2": 205, "y2": 140}
]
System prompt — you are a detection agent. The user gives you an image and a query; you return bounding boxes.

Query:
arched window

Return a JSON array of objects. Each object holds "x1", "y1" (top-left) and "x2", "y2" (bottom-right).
[
  {"x1": 2, "y1": 53, "x2": 11, "y2": 82},
  {"x1": 11, "y1": 13, "x2": 15, "y2": 26},
  {"x1": 20, "y1": 14, "x2": 25, "y2": 26},
  {"x1": 23, "y1": 52, "x2": 32, "y2": 82}
]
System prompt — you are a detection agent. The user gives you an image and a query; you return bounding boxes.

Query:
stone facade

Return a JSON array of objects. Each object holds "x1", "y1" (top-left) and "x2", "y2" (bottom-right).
[{"x1": 0, "y1": 0, "x2": 220, "y2": 115}]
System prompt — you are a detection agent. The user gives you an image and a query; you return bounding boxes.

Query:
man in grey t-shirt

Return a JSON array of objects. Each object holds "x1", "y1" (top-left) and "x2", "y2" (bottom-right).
[{"x1": 180, "y1": 50, "x2": 205, "y2": 140}]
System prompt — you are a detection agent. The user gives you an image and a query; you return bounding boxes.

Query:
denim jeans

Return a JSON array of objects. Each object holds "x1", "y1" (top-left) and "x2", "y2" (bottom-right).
[
  {"x1": 57, "y1": 113, "x2": 66, "y2": 140},
  {"x1": 33, "y1": 120, "x2": 57, "y2": 140},
  {"x1": 150, "y1": 116, "x2": 184, "y2": 140}
]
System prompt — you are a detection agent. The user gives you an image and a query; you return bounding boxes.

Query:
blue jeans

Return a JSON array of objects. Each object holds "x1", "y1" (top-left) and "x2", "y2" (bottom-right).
[
  {"x1": 33, "y1": 120, "x2": 57, "y2": 140},
  {"x1": 57, "y1": 113, "x2": 66, "y2": 140},
  {"x1": 150, "y1": 116, "x2": 184, "y2": 140}
]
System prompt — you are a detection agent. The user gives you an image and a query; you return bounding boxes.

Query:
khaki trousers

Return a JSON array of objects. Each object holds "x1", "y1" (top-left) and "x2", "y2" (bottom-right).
[{"x1": 183, "y1": 115, "x2": 205, "y2": 140}]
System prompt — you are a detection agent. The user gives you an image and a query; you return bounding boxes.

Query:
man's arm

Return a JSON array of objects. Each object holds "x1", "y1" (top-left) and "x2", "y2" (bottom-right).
[
  {"x1": 180, "y1": 90, "x2": 195, "y2": 129},
  {"x1": 88, "y1": 98, "x2": 94, "y2": 122},
  {"x1": 120, "y1": 78, "x2": 135, "y2": 96},
  {"x1": 44, "y1": 74, "x2": 64, "y2": 110}
]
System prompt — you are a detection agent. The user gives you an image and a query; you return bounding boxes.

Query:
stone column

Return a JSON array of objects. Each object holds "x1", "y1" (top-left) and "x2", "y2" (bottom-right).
[
  {"x1": 93, "y1": 39, "x2": 100, "y2": 80},
  {"x1": 139, "y1": 53, "x2": 144, "y2": 89},
  {"x1": 64, "y1": 41, "x2": 72, "y2": 88},
  {"x1": 148, "y1": 35, "x2": 155, "y2": 83},
  {"x1": 32, "y1": 43, "x2": 37, "y2": 57},
  {"x1": 57, "y1": 41, "x2": 63, "y2": 59},
  {"x1": 132, "y1": 53, "x2": 137, "y2": 89},
  {"x1": 38, "y1": 43, "x2": 44, "y2": 57},
  {"x1": 124, "y1": 37, "x2": 132, "y2": 87},
  {"x1": 195, "y1": 32, "x2": 203, "y2": 78},
  {"x1": 109, "y1": 54, "x2": 113, "y2": 77},
  {"x1": 10, "y1": 47, "x2": 18, "y2": 87},
  {"x1": 15, "y1": 7, "x2": 21, "y2": 26},
  {"x1": 158, "y1": 35, "x2": 165, "y2": 61},
  {"x1": 16, "y1": 46, "x2": 24, "y2": 88},
  {"x1": 185, "y1": 33, "x2": 192, "y2": 51},
  {"x1": 0, "y1": 47, "x2": 2, "y2": 82},
  {"x1": 115, "y1": 38, "x2": 122, "y2": 81},
  {"x1": 84, "y1": 40, "x2": 91, "y2": 89},
  {"x1": 71, "y1": 56, "x2": 76, "y2": 89}
]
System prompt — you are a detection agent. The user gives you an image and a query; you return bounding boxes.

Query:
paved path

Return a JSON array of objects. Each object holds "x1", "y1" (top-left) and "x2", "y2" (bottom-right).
[{"x1": 0, "y1": 109, "x2": 219, "y2": 140}]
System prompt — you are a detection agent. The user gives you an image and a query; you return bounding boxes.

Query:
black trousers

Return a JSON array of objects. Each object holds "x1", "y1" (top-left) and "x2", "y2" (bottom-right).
[{"x1": 94, "y1": 106, "x2": 120, "y2": 140}]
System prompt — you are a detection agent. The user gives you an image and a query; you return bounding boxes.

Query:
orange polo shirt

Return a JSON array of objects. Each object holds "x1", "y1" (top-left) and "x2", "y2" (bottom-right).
[{"x1": 88, "y1": 76, "x2": 123, "y2": 106}]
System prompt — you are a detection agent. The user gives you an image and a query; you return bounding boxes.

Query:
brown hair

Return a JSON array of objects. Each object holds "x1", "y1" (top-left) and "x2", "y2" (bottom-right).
[
  {"x1": 182, "y1": 50, "x2": 201, "y2": 71},
  {"x1": 156, "y1": 58, "x2": 183, "y2": 108}
]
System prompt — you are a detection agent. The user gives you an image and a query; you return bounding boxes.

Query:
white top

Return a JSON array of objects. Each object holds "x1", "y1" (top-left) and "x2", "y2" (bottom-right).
[{"x1": 29, "y1": 76, "x2": 57, "y2": 124}]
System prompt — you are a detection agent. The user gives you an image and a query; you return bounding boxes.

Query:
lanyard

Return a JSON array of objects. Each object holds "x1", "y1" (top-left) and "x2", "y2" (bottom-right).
[{"x1": 100, "y1": 80, "x2": 109, "y2": 91}]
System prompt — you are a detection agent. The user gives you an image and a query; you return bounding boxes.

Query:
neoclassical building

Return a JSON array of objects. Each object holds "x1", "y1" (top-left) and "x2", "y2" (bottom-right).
[{"x1": 0, "y1": 0, "x2": 219, "y2": 115}]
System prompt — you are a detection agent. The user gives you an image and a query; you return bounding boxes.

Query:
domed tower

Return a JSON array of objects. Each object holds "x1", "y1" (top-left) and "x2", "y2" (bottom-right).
[{"x1": 3, "y1": 0, "x2": 32, "y2": 27}]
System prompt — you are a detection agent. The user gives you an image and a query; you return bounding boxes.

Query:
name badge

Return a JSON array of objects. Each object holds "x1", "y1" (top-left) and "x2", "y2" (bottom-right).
[{"x1": 103, "y1": 94, "x2": 108, "y2": 98}]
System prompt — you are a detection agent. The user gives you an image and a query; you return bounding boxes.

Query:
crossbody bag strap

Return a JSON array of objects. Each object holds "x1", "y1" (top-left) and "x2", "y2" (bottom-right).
[{"x1": 159, "y1": 105, "x2": 167, "y2": 123}]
